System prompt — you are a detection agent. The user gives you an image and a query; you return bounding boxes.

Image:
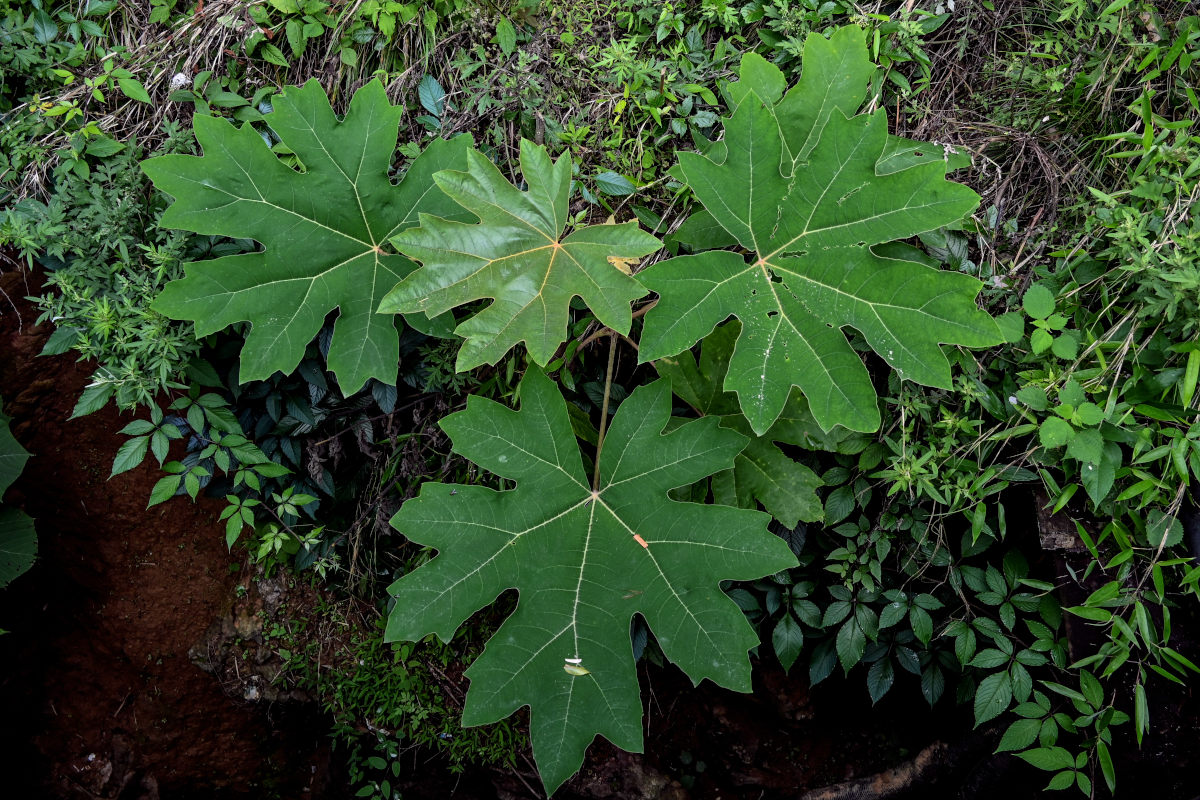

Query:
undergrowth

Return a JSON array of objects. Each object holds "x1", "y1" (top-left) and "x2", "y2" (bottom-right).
[{"x1": 3, "y1": 0, "x2": 1200, "y2": 796}]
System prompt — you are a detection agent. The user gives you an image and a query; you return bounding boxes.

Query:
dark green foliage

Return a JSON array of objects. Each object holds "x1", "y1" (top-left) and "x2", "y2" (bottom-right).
[
  {"x1": 0, "y1": 401, "x2": 34, "y2": 589},
  {"x1": 3, "y1": 124, "x2": 206, "y2": 413},
  {"x1": 8, "y1": 0, "x2": 1200, "y2": 796}
]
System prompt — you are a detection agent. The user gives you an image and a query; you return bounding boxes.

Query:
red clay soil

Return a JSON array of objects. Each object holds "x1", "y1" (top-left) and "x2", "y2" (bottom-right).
[{"x1": 0, "y1": 266, "x2": 331, "y2": 799}]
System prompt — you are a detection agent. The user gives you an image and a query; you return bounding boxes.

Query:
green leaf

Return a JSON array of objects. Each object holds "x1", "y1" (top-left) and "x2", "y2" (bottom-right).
[
  {"x1": 1039, "y1": 417, "x2": 1074, "y2": 449},
  {"x1": 1017, "y1": 746, "x2": 1076, "y2": 772},
  {"x1": 1075, "y1": 401, "x2": 1104, "y2": 426},
  {"x1": 110, "y1": 436, "x2": 150, "y2": 477},
  {"x1": 40, "y1": 325, "x2": 80, "y2": 356},
  {"x1": 866, "y1": 657, "x2": 895, "y2": 703},
  {"x1": 955, "y1": 628, "x2": 977, "y2": 665},
  {"x1": 0, "y1": 507, "x2": 36, "y2": 588},
  {"x1": 921, "y1": 665, "x2": 945, "y2": 705},
  {"x1": 494, "y1": 16, "x2": 516, "y2": 56},
  {"x1": 1030, "y1": 328, "x2": 1054, "y2": 355},
  {"x1": 1015, "y1": 385, "x2": 1049, "y2": 411},
  {"x1": 764, "y1": 26, "x2": 876, "y2": 158},
  {"x1": 639, "y1": 32, "x2": 998, "y2": 434},
  {"x1": 1081, "y1": 441, "x2": 1121, "y2": 506},
  {"x1": 727, "y1": 52, "x2": 786, "y2": 106},
  {"x1": 1066, "y1": 427, "x2": 1103, "y2": 464},
  {"x1": 997, "y1": 718, "x2": 1042, "y2": 752},
  {"x1": 258, "y1": 43, "x2": 290, "y2": 67},
  {"x1": 417, "y1": 75, "x2": 445, "y2": 116},
  {"x1": 670, "y1": 210, "x2": 738, "y2": 252},
  {"x1": 970, "y1": 648, "x2": 1010, "y2": 669},
  {"x1": 382, "y1": 140, "x2": 661, "y2": 370},
  {"x1": 836, "y1": 619, "x2": 867, "y2": 672},
  {"x1": 1046, "y1": 770, "x2": 1076, "y2": 790},
  {"x1": 147, "y1": 475, "x2": 181, "y2": 508},
  {"x1": 1146, "y1": 510, "x2": 1183, "y2": 549},
  {"x1": 119, "y1": 419, "x2": 156, "y2": 436},
  {"x1": 879, "y1": 600, "x2": 907, "y2": 629},
  {"x1": 285, "y1": 19, "x2": 304, "y2": 58},
  {"x1": 1022, "y1": 284, "x2": 1055, "y2": 319},
  {"x1": 117, "y1": 77, "x2": 151, "y2": 104},
  {"x1": 0, "y1": 411, "x2": 30, "y2": 497},
  {"x1": 31, "y1": 10, "x2": 57, "y2": 44},
  {"x1": 254, "y1": 462, "x2": 292, "y2": 478},
  {"x1": 70, "y1": 382, "x2": 115, "y2": 418},
  {"x1": 1134, "y1": 682, "x2": 1148, "y2": 745},
  {"x1": 594, "y1": 171, "x2": 635, "y2": 196},
  {"x1": 0, "y1": 411, "x2": 34, "y2": 588},
  {"x1": 144, "y1": 80, "x2": 473, "y2": 392},
  {"x1": 909, "y1": 605, "x2": 933, "y2": 645},
  {"x1": 1097, "y1": 739, "x2": 1116, "y2": 792},
  {"x1": 225, "y1": 515, "x2": 244, "y2": 548},
  {"x1": 772, "y1": 613, "x2": 804, "y2": 672},
  {"x1": 656, "y1": 323, "x2": 826, "y2": 526},
  {"x1": 1079, "y1": 670, "x2": 1103, "y2": 708},
  {"x1": 1066, "y1": 605, "x2": 1112, "y2": 622},
  {"x1": 974, "y1": 671, "x2": 1013, "y2": 725},
  {"x1": 384, "y1": 369, "x2": 795, "y2": 793},
  {"x1": 824, "y1": 484, "x2": 856, "y2": 525},
  {"x1": 85, "y1": 135, "x2": 125, "y2": 158},
  {"x1": 1051, "y1": 333, "x2": 1078, "y2": 360}
]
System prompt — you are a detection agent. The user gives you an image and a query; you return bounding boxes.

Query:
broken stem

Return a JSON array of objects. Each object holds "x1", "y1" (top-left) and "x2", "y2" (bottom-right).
[{"x1": 591, "y1": 330, "x2": 618, "y2": 492}]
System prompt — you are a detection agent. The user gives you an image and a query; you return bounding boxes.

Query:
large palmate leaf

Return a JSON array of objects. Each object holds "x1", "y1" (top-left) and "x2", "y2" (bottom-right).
[
  {"x1": 379, "y1": 140, "x2": 661, "y2": 371},
  {"x1": 385, "y1": 368, "x2": 795, "y2": 793},
  {"x1": 656, "y1": 322, "x2": 870, "y2": 528},
  {"x1": 0, "y1": 406, "x2": 34, "y2": 588},
  {"x1": 144, "y1": 80, "x2": 473, "y2": 392},
  {"x1": 640, "y1": 29, "x2": 1002, "y2": 435}
]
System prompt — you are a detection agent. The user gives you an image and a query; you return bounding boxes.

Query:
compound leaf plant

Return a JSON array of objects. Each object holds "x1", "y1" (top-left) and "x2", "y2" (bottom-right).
[{"x1": 139, "y1": 26, "x2": 996, "y2": 796}]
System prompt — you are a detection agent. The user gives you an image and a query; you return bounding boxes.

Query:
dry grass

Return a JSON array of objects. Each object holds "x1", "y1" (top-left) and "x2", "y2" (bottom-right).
[
  {"x1": 891, "y1": 0, "x2": 1099, "y2": 296},
  {"x1": 9, "y1": 0, "x2": 455, "y2": 200}
]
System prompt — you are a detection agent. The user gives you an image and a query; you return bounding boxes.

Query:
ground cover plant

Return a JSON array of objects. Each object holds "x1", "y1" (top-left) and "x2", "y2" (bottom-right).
[{"x1": 4, "y1": 0, "x2": 1200, "y2": 797}]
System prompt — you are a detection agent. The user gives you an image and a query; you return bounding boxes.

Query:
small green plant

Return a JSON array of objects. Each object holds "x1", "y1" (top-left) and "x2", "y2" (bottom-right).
[
  {"x1": 1, "y1": 123, "x2": 204, "y2": 413},
  {"x1": 269, "y1": 608, "x2": 524, "y2": 796}
]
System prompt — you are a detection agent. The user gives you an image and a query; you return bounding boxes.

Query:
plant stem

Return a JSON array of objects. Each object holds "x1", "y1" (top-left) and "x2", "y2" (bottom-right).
[{"x1": 592, "y1": 330, "x2": 618, "y2": 492}]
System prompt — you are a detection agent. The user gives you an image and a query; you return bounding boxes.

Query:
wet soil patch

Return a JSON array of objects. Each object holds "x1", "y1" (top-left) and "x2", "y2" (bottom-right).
[{"x1": 0, "y1": 266, "x2": 334, "y2": 799}]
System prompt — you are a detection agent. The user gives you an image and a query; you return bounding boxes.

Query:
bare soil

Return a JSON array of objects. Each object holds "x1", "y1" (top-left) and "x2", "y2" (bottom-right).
[{"x1": 0, "y1": 267, "x2": 333, "y2": 799}]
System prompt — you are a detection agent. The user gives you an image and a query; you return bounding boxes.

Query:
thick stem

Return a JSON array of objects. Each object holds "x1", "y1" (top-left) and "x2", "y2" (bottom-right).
[{"x1": 591, "y1": 331, "x2": 618, "y2": 492}]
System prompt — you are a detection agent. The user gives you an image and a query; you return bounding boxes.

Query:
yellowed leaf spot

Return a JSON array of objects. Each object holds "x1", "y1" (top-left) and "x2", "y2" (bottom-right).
[{"x1": 608, "y1": 255, "x2": 638, "y2": 275}]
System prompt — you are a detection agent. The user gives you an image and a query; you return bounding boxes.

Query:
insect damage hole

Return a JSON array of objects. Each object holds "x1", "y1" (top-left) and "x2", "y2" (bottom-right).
[{"x1": 836, "y1": 182, "x2": 868, "y2": 206}]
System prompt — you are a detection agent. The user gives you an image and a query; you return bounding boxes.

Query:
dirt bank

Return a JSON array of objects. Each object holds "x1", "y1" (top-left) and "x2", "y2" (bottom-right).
[{"x1": 0, "y1": 266, "x2": 333, "y2": 799}]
